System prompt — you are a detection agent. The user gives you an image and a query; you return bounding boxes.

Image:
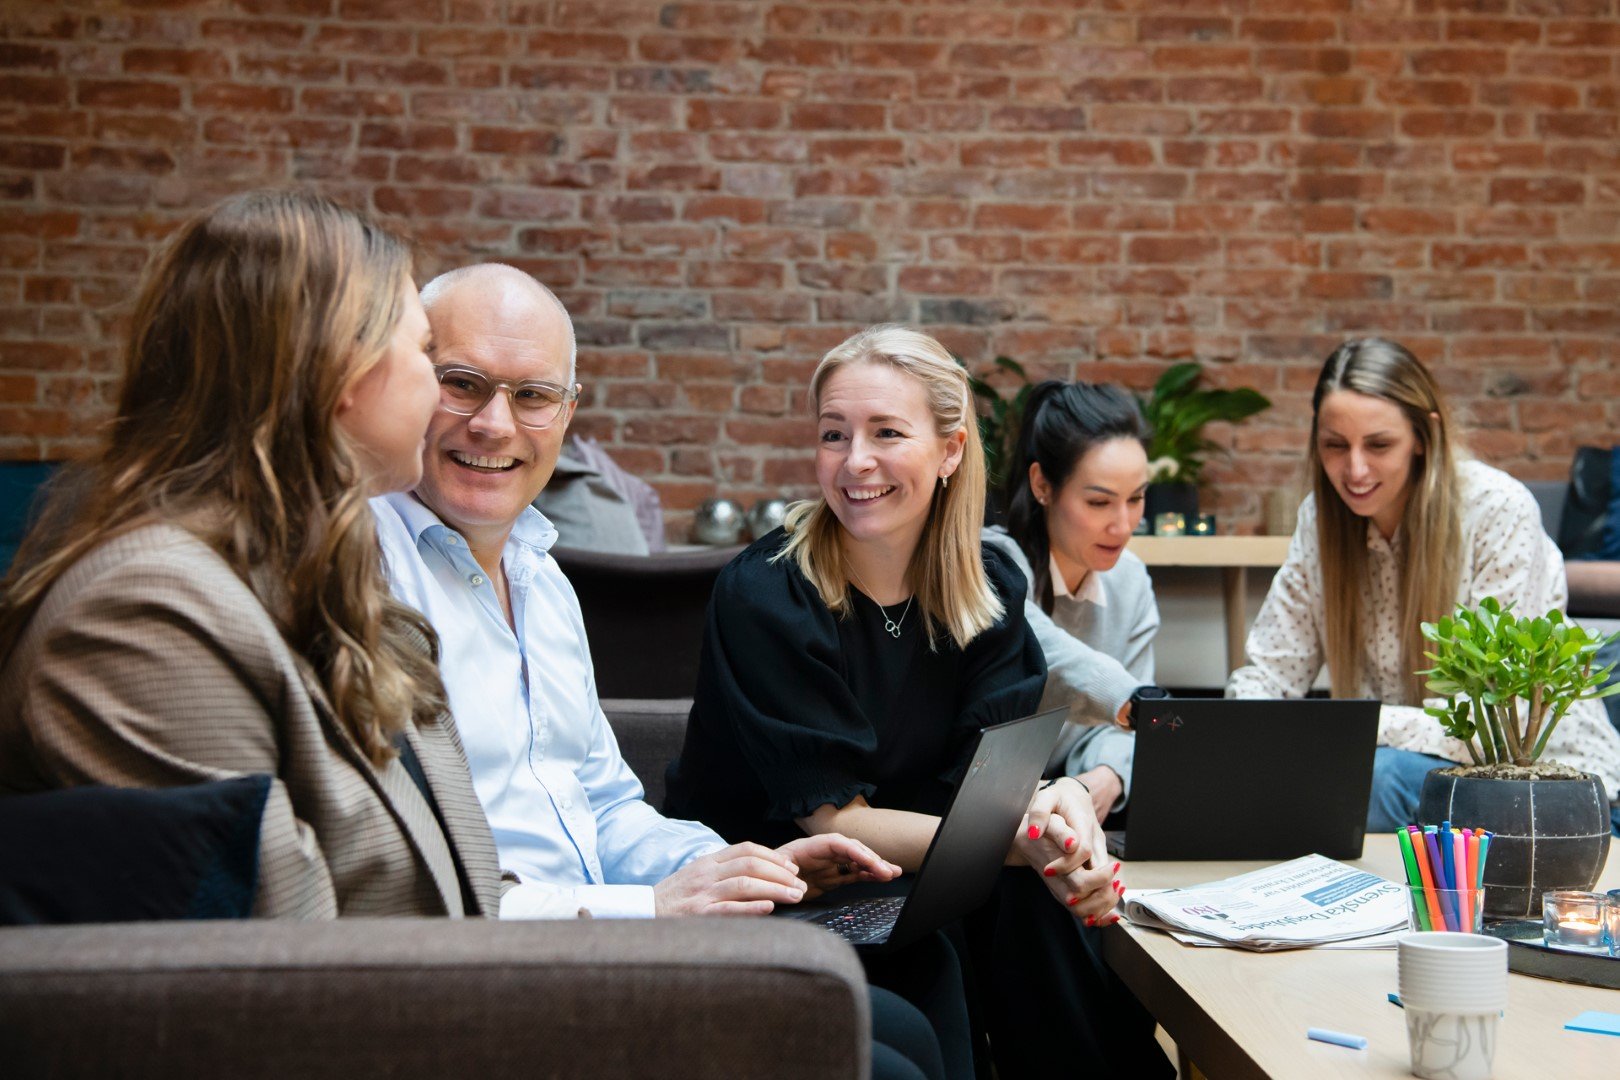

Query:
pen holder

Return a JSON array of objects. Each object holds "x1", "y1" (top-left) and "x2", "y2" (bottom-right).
[{"x1": 1407, "y1": 886, "x2": 1486, "y2": 935}]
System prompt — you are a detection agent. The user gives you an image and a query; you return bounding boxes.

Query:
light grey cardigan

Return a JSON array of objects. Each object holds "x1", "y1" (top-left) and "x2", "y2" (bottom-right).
[{"x1": 982, "y1": 527, "x2": 1159, "y2": 806}]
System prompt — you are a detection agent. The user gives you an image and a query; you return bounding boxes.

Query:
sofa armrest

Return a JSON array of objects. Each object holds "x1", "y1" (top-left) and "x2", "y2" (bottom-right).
[
  {"x1": 0, "y1": 918, "x2": 869, "y2": 1080},
  {"x1": 1566, "y1": 560, "x2": 1620, "y2": 619}
]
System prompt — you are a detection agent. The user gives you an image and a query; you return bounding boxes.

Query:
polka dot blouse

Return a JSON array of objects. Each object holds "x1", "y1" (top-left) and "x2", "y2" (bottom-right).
[{"x1": 1227, "y1": 460, "x2": 1620, "y2": 800}]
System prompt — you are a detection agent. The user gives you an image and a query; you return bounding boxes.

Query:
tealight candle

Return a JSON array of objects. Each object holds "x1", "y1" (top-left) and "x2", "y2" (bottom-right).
[
  {"x1": 1543, "y1": 890, "x2": 1608, "y2": 952},
  {"x1": 1190, "y1": 514, "x2": 1216, "y2": 536},
  {"x1": 1153, "y1": 512, "x2": 1186, "y2": 537}
]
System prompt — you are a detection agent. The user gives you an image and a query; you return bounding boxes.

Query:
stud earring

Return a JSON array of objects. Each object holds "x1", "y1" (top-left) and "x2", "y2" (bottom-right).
[{"x1": 940, "y1": 474, "x2": 948, "y2": 489}]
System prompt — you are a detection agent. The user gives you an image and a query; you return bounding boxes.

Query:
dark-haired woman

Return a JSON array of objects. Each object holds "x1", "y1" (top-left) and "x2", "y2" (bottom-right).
[{"x1": 983, "y1": 380, "x2": 1162, "y2": 823}]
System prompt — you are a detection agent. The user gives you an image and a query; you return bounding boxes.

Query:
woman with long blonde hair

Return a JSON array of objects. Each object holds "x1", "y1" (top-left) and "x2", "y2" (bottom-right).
[
  {"x1": 1227, "y1": 338, "x2": 1620, "y2": 831},
  {"x1": 0, "y1": 190, "x2": 505, "y2": 915},
  {"x1": 665, "y1": 325, "x2": 1170, "y2": 1079}
]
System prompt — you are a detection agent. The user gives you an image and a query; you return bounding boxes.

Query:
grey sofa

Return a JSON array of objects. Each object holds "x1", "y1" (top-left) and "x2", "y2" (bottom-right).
[{"x1": 0, "y1": 698, "x2": 869, "y2": 1079}]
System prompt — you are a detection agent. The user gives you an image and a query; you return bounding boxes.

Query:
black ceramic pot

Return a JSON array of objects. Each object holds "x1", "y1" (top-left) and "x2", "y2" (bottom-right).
[
  {"x1": 1417, "y1": 770, "x2": 1612, "y2": 919},
  {"x1": 1144, "y1": 482, "x2": 1198, "y2": 529}
]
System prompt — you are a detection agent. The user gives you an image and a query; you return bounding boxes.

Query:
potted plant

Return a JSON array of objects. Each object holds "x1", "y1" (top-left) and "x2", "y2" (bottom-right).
[
  {"x1": 963, "y1": 355, "x2": 1033, "y2": 525},
  {"x1": 1416, "y1": 597, "x2": 1620, "y2": 917},
  {"x1": 1135, "y1": 362, "x2": 1270, "y2": 528}
]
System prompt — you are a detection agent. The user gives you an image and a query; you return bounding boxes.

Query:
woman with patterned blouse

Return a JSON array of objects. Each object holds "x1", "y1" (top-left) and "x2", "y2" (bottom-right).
[{"x1": 1226, "y1": 338, "x2": 1620, "y2": 833}]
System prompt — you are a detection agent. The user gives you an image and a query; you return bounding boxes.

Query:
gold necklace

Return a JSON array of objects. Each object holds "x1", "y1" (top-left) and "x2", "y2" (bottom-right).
[{"x1": 846, "y1": 564, "x2": 912, "y2": 639}]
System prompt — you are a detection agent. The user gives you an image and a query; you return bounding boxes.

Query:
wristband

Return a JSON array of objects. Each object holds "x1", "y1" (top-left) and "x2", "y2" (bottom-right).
[{"x1": 1040, "y1": 775, "x2": 1090, "y2": 795}]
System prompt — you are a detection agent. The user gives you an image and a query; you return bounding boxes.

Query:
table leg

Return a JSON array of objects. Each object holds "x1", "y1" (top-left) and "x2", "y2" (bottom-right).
[{"x1": 1221, "y1": 566, "x2": 1248, "y2": 674}]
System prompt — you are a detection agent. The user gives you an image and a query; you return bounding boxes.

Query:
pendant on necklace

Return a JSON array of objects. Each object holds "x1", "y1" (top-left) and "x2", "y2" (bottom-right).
[{"x1": 884, "y1": 616, "x2": 902, "y2": 638}]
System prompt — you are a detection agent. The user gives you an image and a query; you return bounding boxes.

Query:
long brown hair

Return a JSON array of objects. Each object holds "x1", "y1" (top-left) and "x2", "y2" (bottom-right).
[
  {"x1": 776, "y1": 324, "x2": 1002, "y2": 650},
  {"x1": 0, "y1": 190, "x2": 444, "y2": 763},
  {"x1": 1309, "y1": 338, "x2": 1463, "y2": 703}
]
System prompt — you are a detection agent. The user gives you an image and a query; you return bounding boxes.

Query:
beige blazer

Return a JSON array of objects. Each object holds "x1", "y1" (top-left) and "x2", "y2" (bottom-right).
[{"x1": 0, "y1": 523, "x2": 503, "y2": 918}]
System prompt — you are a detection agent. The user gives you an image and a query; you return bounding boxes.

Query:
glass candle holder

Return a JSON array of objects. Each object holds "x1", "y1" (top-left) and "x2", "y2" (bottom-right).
[
  {"x1": 1153, "y1": 512, "x2": 1186, "y2": 537},
  {"x1": 1542, "y1": 890, "x2": 1609, "y2": 953},
  {"x1": 1132, "y1": 515, "x2": 1151, "y2": 536},
  {"x1": 1189, "y1": 513, "x2": 1216, "y2": 536},
  {"x1": 1608, "y1": 890, "x2": 1620, "y2": 957}
]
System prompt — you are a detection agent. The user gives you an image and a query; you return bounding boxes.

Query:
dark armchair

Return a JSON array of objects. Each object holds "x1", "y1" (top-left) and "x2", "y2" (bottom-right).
[{"x1": 552, "y1": 544, "x2": 743, "y2": 699}]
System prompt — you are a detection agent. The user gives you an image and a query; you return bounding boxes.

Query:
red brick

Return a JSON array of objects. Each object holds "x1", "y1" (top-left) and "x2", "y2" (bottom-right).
[
  {"x1": 1411, "y1": 48, "x2": 1508, "y2": 77},
  {"x1": 1140, "y1": 17, "x2": 1233, "y2": 42},
  {"x1": 528, "y1": 32, "x2": 630, "y2": 62},
  {"x1": 1361, "y1": 208, "x2": 1457, "y2": 235},
  {"x1": 1451, "y1": 142, "x2": 1546, "y2": 171},
  {"x1": 961, "y1": 138, "x2": 1051, "y2": 168},
  {"x1": 1537, "y1": 112, "x2": 1619, "y2": 139},
  {"x1": 76, "y1": 79, "x2": 180, "y2": 110},
  {"x1": 1490, "y1": 178, "x2": 1586, "y2": 204},
  {"x1": 1433, "y1": 242, "x2": 1531, "y2": 270},
  {"x1": 897, "y1": 267, "x2": 994, "y2": 295},
  {"x1": 1128, "y1": 236, "x2": 1221, "y2": 265},
  {"x1": 687, "y1": 100, "x2": 782, "y2": 131},
  {"x1": 789, "y1": 103, "x2": 886, "y2": 131}
]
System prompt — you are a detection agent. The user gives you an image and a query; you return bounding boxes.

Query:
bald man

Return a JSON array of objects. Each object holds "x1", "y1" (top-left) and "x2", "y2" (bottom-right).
[{"x1": 372, "y1": 264, "x2": 898, "y2": 919}]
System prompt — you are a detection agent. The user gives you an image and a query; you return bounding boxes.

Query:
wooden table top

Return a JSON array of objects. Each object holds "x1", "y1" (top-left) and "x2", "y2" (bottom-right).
[
  {"x1": 1129, "y1": 535, "x2": 1293, "y2": 567},
  {"x1": 1105, "y1": 835, "x2": 1620, "y2": 1079}
]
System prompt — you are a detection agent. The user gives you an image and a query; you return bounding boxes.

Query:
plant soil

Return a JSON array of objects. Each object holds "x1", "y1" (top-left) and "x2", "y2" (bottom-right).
[{"x1": 1436, "y1": 762, "x2": 1591, "y2": 783}]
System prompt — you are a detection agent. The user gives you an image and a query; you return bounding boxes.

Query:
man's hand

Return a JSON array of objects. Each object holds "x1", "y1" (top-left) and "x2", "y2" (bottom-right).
[
  {"x1": 777, "y1": 833, "x2": 903, "y2": 900},
  {"x1": 652, "y1": 842, "x2": 807, "y2": 916},
  {"x1": 1075, "y1": 766, "x2": 1123, "y2": 823},
  {"x1": 1014, "y1": 777, "x2": 1123, "y2": 925}
]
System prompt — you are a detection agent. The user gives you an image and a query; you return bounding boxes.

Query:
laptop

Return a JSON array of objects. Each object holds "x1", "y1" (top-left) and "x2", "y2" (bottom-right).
[
  {"x1": 776, "y1": 706, "x2": 1066, "y2": 952},
  {"x1": 1107, "y1": 698, "x2": 1379, "y2": 861}
]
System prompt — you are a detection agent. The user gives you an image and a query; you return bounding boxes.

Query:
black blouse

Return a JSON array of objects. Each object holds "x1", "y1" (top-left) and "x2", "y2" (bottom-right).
[{"x1": 664, "y1": 528, "x2": 1047, "y2": 847}]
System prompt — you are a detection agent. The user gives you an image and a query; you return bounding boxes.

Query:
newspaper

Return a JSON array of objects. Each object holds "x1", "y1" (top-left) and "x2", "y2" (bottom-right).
[{"x1": 1120, "y1": 854, "x2": 1407, "y2": 952}]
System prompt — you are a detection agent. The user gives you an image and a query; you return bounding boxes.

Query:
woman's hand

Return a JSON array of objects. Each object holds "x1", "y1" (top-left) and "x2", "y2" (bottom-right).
[
  {"x1": 776, "y1": 833, "x2": 903, "y2": 900},
  {"x1": 1015, "y1": 777, "x2": 1123, "y2": 924},
  {"x1": 1075, "y1": 766, "x2": 1123, "y2": 823}
]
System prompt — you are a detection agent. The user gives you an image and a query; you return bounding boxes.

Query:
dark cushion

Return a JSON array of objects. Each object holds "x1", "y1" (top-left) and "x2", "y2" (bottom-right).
[
  {"x1": 0, "y1": 775, "x2": 270, "y2": 925},
  {"x1": 1561, "y1": 445, "x2": 1616, "y2": 560},
  {"x1": 602, "y1": 698, "x2": 693, "y2": 810}
]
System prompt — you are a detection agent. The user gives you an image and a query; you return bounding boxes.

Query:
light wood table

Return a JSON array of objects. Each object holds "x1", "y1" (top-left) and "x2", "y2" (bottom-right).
[
  {"x1": 1129, "y1": 536, "x2": 1292, "y2": 672},
  {"x1": 1104, "y1": 836, "x2": 1619, "y2": 1079}
]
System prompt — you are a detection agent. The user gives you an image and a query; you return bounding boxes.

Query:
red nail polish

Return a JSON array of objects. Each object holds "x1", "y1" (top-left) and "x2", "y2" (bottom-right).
[
  {"x1": 1067, "y1": 895, "x2": 1080, "y2": 906},
  {"x1": 1028, "y1": 825, "x2": 1040, "y2": 840},
  {"x1": 1043, "y1": 867, "x2": 1056, "y2": 877},
  {"x1": 1112, "y1": 862, "x2": 1121, "y2": 874},
  {"x1": 1085, "y1": 915, "x2": 1095, "y2": 926},
  {"x1": 1064, "y1": 837, "x2": 1075, "y2": 851}
]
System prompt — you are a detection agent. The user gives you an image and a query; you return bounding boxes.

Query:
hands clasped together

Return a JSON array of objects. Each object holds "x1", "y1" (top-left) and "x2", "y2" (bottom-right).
[
  {"x1": 1013, "y1": 776, "x2": 1124, "y2": 926},
  {"x1": 653, "y1": 834, "x2": 902, "y2": 917}
]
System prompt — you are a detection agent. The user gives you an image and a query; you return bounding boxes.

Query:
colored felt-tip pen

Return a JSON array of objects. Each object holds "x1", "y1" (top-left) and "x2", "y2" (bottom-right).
[{"x1": 1307, "y1": 1028, "x2": 1369, "y2": 1050}]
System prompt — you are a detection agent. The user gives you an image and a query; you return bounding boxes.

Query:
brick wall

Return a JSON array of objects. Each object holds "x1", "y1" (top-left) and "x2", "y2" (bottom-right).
[{"x1": 3, "y1": 0, "x2": 1618, "y2": 537}]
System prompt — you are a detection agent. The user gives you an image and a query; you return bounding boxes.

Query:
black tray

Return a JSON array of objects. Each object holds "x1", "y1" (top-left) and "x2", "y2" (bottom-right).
[{"x1": 1483, "y1": 920, "x2": 1620, "y2": 990}]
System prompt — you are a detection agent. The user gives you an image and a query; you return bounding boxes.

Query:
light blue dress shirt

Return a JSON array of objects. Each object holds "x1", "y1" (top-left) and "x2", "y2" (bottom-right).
[{"x1": 373, "y1": 493, "x2": 724, "y2": 918}]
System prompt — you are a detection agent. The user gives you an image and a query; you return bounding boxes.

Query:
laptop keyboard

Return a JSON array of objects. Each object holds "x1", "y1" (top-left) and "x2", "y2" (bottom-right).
[{"x1": 798, "y1": 896, "x2": 906, "y2": 945}]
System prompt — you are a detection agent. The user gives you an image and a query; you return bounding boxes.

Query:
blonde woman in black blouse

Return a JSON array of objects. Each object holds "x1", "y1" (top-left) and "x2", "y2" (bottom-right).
[{"x1": 667, "y1": 325, "x2": 1170, "y2": 1080}]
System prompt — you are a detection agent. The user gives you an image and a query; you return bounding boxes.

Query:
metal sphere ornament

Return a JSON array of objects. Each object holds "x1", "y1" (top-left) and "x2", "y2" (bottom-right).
[
  {"x1": 690, "y1": 497, "x2": 745, "y2": 545},
  {"x1": 745, "y1": 497, "x2": 788, "y2": 540}
]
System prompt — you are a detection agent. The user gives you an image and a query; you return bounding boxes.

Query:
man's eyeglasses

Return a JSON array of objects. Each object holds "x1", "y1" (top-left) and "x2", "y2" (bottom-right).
[{"x1": 434, "y1": 365, "x2": 579, "y2": 430}]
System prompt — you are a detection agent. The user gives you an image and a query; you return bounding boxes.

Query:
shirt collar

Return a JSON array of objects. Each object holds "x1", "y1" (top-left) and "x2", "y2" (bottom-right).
[
  {"x1": 1049, "y1": 552, "x2": 1107, "y2": 608},
  {"x1": 380, "y1": 491, "x2": 559, "y2": 557}
]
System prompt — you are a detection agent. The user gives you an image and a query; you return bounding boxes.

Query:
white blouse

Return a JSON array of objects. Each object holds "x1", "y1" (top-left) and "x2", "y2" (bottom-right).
[{"x1": 1227, "y1": 460, "x2": 1620, "y2": 800}]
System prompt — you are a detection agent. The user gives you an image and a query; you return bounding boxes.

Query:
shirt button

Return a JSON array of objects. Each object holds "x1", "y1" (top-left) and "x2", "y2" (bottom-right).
[
  {"x1": 446, "y1": 535, "x2": 459, "y2": 546},
  {"x1": 470, "y1": 574, "x2": 485, "y2": 586}
]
